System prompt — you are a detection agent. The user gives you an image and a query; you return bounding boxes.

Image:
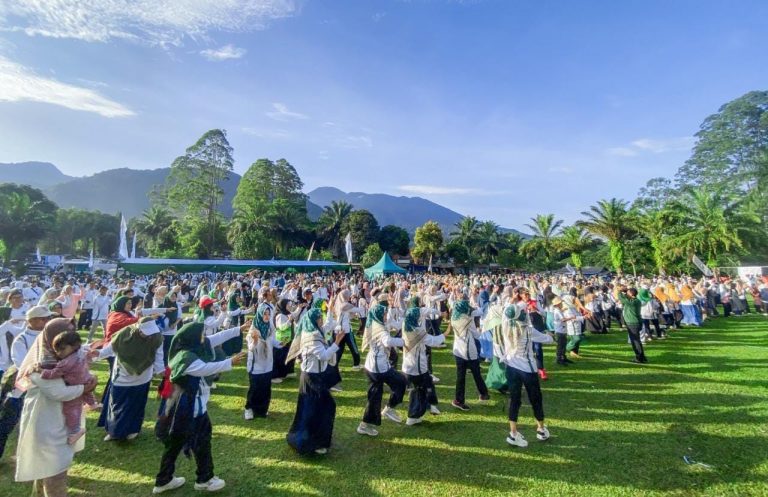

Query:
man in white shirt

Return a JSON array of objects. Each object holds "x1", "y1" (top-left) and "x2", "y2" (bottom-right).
[{"x1": 77, "y1": 280, "x2": 98, "y2": 330}]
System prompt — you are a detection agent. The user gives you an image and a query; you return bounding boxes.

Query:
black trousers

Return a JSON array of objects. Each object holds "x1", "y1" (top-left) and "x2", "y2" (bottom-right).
[
  {"x1": 77, "y1": 309, "x2": 93, "y2": 330},
  {"x1": 556, "y1": 333, "x2": 567, "y2": 361},
  {"x1": 505, "y1": 366, "x2": 544, "y2": 422},
  {"x1": 723, "y1": 302, "x2": 732, "y2": 317},
  {"x1": 454, "y1": 356, "x2": 489, "y2": 404},
  {"x1": 0, "y1": 396, "x2": 23, "y2": 459},
  {"x1": 626, "y1": 323, "x2": 646, "y2": 361},
  {"x1": 335, "y1": 332, "x2": 360, "y2": 367},
  {"x1": 407, "y1": 373, "x2": 438, "y2": 419},
  {"x1": 642, "y1": 318, "x2": 663, "y2": 337},
  {"x1": 362, "y1": 369, "x2": 407, "y2": 426},
  {"x1": 246, "y1": 372, "x2": 272, "y2": 417},
  {"x1": 155, "y1": 413, "x2": 213, "y2": 486}
]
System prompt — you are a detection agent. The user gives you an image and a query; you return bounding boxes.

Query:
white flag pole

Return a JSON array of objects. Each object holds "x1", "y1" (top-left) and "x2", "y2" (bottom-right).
[{"x1": 118, "y1": 215, "x2": 128, "y2": 260}]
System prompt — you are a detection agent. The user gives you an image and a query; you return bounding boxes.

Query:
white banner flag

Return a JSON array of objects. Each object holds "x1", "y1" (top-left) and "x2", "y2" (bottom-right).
[
  {"x1": 344, "y1": 233, "x2": 353, "y2": 264},
  {"x1": 118, "y1": 215, "x2": 128, "y2": 259},
  {"x1": 692, "y1": 255, "x2": 714, "y2": 277},
  {"x1": 131, "y1": 232, "x2": 137, "y2": 259},
  {"x1": 36, "y1": 246, "x2": 41, "y2": 262},
  {"x1": 89, "y1": 246, "x2": 94, "y2": 268},
  {"x1": 307, "y1": 241, "x2": 315, "y2": 261}
]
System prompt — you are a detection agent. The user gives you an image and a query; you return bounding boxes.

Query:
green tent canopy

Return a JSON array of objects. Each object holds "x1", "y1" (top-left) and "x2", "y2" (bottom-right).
[{"x1": 364, "y1": 253, "x2": 407, "y2": 280}]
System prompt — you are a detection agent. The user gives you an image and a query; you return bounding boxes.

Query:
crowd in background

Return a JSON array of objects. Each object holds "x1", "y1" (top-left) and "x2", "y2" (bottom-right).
[{"x1": 0, "y1": 268, "x2": 766, "y2": 495}]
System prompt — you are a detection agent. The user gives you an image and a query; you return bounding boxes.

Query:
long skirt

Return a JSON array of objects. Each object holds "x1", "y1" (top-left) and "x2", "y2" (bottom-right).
[
  {"x1": 272, "y1": 346, "x2": 295, "y2": 379},
  {"x1": 98, "y1": 381, "x2": 151, "y2": 439},
  {"x1": 681, "y1": 304, "x2": 702, "y2": 326},
  {"x1": 478, "y1": 330, "x2": 494, "y2": 360},
  {"x1": 407, "y1": 372, "x2": 438, "y2": 420},
  {"x1": 286, "y1": 372, "x2": 336, "y2": 455},
  {"x1": 246, "y1": 372, "x2": 272, "y2": 417}
]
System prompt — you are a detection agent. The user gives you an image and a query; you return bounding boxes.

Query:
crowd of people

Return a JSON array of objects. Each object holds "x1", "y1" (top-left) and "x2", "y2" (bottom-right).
[{"x1": 0, "y1": 268, "x2": 765, "y2": 495}]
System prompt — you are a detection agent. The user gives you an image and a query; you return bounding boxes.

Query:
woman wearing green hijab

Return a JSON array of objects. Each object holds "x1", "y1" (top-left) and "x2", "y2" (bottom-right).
[
  {"x1": 357, "y1": 296, "x2": 407, "y2": 437},
  {"x1": 285, "y1": 308, "x2": 344, "y2": 456},
  {"x1": 400, "y1": 296, "x2": 445, "y2": 426},
  {"x1": 243, "y1": 304, "x2": 283, "y2": 420},
  {"x1": 95, "y1": 317, "x2": 164, "y2": 442},
  {"x1": 450, "y1": 294, "x2": 489, "y2": 411},
  {"x1": 152, "y1": 319, "x2": 249, "y2": 494}
]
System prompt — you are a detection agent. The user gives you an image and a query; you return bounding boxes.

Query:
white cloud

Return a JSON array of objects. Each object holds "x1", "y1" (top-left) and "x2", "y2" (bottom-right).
[
  {"x1": 200, "y1": 44, "x2": 246, "y2": 61},
  {"x1": 0, "y1": 55, "x2": 134, "y2": 117},
  {"x1": 241, "y1": 126, "x2": 290, "y2": 139},
  {"x1": 398, "y1": 185, "x2": 479, "y2": 195},
  {"x1": 606, "y1": 147, "x2": 638, "y2": 157},
  {"x1": 630, "y1": 137, "x2": 696, "y2": 153},
  {"x1": 606, "y1": 136, "x2": 695, "y2": 157},
  {"x1": 337, "y1": 135, "x2": 373, "y2": 148},
  {"x1": 0, "y1": 0, "x2": 297, "y2": 46},
  {"x1": 265, "y1": 102, "x2": 309, "y2": 121}
]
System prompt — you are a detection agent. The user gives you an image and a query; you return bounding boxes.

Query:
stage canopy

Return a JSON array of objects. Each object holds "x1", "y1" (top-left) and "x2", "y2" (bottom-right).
[
  {"x1": 364, "y1": 253, "x2": 407, "y2": 279},
  {"x1": 119, "y1": 258, "x2": 349, "y2": 275}
]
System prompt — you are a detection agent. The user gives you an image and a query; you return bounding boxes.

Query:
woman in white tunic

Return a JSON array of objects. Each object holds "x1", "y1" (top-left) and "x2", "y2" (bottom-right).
[{"x1": 15, "y1": 318, "x2": 98, "y2": 497}]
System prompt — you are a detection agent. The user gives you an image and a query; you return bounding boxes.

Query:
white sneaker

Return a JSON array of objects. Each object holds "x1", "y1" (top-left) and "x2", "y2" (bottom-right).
[
  {"x1": 210, "y1": 383, "x2": 218, "y2": 390},
  {"x1": 314, "y1": 448, "x2": 328, "y2": 455},
  {"x1": 405, "y1": 417, "x2": 422, "y2": 426},
  {"x1": 351, "y1": 365, "x2": 362, "y2": 371},
  {"x1": 153, "y1": 476, "x2": 186, "y2": 494},
  {"x1": 429, "y1": 405, "x2": 441, "y2": 415},
  {"x1": 126, "y1": 433, "x2": 138, "y2": 440},
  {"x1": 536, "y1": 426, "x2": 550, "y2": 441},
  {"x1": 194, "y1": 476, "x2": 225, "y2": 492},
  {"x1": 506, "y1": 431, "x2": 528, "y2": 448},
  {"x1": 430, "y1": 374, "x2": 440, "y2": 383},
  {"x1": 243, "y1": 409, "x2": 254, "y2": 420},
  {"x1": 271, "y1": 378, "x2": 283, "y2": 384},
  {"x1": 356, "y1": 422, "x2": 379, "y2": 437},
  {"x1": 103, "y1": 434, "x2": 113, "y2": 442},
  {"x1": 330, "y1": 385, "x2": 343, "y2": 392},
  {"x1": 381, "y1": 406, "x2": 402, "y2": 423}
]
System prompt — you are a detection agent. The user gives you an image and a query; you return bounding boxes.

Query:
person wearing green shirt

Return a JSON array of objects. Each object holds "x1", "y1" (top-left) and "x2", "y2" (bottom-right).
[{"x1": 618, "y1": 287, "x2": 648, "y2": 364}]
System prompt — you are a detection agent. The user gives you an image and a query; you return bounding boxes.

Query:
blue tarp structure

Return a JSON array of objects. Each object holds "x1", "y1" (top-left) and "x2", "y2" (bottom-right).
[
  {"x1": 119, "y1": 258, "x2": 349, "y2": 275},
  {"x1": 364, "y1": 253, "x2": 407, "y2": 279}
]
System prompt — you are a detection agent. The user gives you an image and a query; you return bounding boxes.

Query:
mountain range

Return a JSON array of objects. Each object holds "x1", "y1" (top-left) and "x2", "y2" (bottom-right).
[{"x1": 0, "y1": 162, "x2": 524, "y2": 236}]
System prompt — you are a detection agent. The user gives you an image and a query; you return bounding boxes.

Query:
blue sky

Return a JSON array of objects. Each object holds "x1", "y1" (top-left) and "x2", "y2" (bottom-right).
[{"x1": 0, "y1": 0, "x2": 766, "y2": 230}]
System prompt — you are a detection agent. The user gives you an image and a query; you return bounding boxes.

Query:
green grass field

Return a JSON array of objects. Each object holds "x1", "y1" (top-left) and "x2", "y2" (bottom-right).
[{"x1": 2, "y1": 315, "x2": 767, "y2": 497}]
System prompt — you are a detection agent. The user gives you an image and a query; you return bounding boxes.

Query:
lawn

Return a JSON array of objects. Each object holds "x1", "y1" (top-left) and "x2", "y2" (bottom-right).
[{"x1": 1, "y1": 315, "x2": 767, "y2": 497}]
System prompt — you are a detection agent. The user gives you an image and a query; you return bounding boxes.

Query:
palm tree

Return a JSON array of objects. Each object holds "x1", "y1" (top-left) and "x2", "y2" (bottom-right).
[
  {"x1": 637, "y1": 209, "x2": 674, "y2": 274},
  {"x1": 577, "y1": 198, "x2": 635, "y2": 274},
  {"x1": 476, "y1": 220, "x2": 502, "y2": 264},
  {"x1": 0, "y1": 191, "x2": 55, "y2": 265},
  {"x1": 268, "y1": 200, "x2": 308, "y2": 255},
  {"x1": 521, "y1": 214, "x2": 563, "y2": 269},
  {"x1": 135, "y1": 206, "x2": 175, "y2": 256},
  {"x1": 136, "y1": 206, "x2": 173, "y2": 239},
  {"x1": 450, "y1": 216, "x2": 480, "y2": 267},
  {"x1": 668, "y1": 188, "x2": 758, "y2": 267},
  {"x1": 318, "y1": 200, "x2": 353, "y2": 257},
  {"x1": 555, "y1": 226, "x2": 595, "y2": 272}
]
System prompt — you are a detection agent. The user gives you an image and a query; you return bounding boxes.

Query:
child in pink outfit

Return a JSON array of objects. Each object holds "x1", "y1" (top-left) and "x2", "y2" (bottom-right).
[{"x1": 39, "y1": 331, "x2": 99, "y2": 445}]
